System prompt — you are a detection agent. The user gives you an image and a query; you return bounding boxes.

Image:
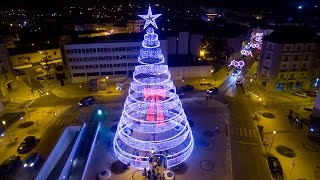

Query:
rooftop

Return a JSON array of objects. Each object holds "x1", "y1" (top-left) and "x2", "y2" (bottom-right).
[
  {"x1": 66, "y1": 31, "x2": 168, "y2": 45},
  {"x1": 263, "y1": 27, "x2": 319, "y2": 44},
  {"x1": 167, "y1": 54, "x2": 210, "y2": 67}
]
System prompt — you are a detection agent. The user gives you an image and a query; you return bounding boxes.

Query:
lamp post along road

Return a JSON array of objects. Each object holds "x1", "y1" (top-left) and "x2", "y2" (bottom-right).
[
  {"x1": 2, "y1": 121, "x2": 12, "y2": 142},
  {"x1": 268, "y1": 129, "x2": 277, "y2": 157}
]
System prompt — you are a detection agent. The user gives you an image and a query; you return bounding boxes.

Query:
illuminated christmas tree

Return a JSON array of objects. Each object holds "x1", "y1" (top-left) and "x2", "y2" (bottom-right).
[{"x1": 113, "y1": 6, "x2": 194, "y2": 169}]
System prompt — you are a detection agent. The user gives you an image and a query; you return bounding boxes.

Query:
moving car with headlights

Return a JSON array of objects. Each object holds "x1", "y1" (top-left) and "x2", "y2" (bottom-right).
[
  {"x1": 207, "y1": 87, "x2": 219, "y2": 95},
  {"x1": 17, "y1": 136, "x2": 38, "y2": 154},
  {"x1": 24, "y1": 152, "x2": 43, "y2": 168},
  {"x1": 0, "y1": 155, "x2": 21, "y2": 175},
  {"x1": 236, "y1": 80, "x2": 242, "y2": 85},
  {"x1": 78, "y1": 96, "x2": 95, "y2": 106}
]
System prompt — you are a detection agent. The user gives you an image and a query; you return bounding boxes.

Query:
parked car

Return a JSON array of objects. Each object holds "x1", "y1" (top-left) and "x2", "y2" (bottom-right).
[
  {"x1": 176, "y1": 90, "x2": 184, "y2": 97},
  {"x1": 207, "y1": 87, "x2": 219, "y2": 95},
  {"x1": 23, "y1": 152, "x2": 43, "y2": 168},
  {"x1": 78, "y1": 96, "x2": 95, "y2": 106},
  {"x1": 292, "y1": 92, "x2": 307, "y2": 98},
  {"x1": 236, "y1": 80, "x2": 242, "y2": 85},
  {"x1": 180, "y1": 85, "x2": 194, "y2": 92},
  {"x1": 17, "y1": 136, "x2": 38, "y2": 154},
  {"x1": 0, "y1": 155, "x2": 21, "y2": 175},
  {"x1": 200, "y1": 82, "x2": 211, "y2": 86},
  {"x1": 267, "y1": 157, "x2": 283, "y2": 175},
  {"x1": 307, "y1": 91, "x2": 318, "y2": 97}
]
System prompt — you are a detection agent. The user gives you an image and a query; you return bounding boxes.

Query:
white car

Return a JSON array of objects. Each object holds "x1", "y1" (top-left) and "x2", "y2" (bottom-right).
[{"x1": 292, "y1": 92, "x2": 307, "y2": 98}]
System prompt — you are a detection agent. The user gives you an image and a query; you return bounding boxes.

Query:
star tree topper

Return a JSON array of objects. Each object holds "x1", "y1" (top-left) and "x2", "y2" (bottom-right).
[{"x1": 138, "y1": 6, "x2": 161, "y2": 29}]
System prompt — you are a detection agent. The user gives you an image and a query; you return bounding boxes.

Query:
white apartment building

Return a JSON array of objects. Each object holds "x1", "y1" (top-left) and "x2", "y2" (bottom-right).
[{"x1": 64, "y1": 33, "x2": 168, "y2": 82}]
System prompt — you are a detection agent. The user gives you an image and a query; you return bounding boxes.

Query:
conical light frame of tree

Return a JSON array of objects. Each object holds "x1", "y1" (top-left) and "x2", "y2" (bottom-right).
[{"x1": 113, "y1": 6, "x2": 194, "y2": 169}]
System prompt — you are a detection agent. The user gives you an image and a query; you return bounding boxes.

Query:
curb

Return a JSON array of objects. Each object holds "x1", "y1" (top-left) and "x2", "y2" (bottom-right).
[{"x1": 224, "y1": 105, "x2": 233, "y2": 180}]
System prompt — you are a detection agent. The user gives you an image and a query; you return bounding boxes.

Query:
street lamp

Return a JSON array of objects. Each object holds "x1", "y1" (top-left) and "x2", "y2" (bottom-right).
[
  {"x1": 106, "y1": 76, "x2": 109, "y2": 93},
  {"x1": 256, "y1": 97, "x2": 262, "y2": 117},
  {"x1": 46, "y1": 92, "x2": 53, "y2": 112},
  {"x1": 2, "y1": 121, "x2": 12, "y2": 142},
  {"x1": 268, "y1": 129, "x2": 277, "y2": 157}
]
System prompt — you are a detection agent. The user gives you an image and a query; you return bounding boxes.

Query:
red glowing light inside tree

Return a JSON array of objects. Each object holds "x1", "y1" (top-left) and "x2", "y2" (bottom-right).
[{"x1": 144, "y1": 88, "x2": 166, "y2": 127}]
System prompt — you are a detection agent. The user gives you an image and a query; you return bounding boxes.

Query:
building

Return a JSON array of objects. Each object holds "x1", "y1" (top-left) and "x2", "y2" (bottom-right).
[
  {"x1": 258, "y1": 27, "x2": 320, "y2": 91},
  {"x1": 9, "y1": 48, "x2": 62, "y2": 69},
  {"x1": 0, "y1": 42, "x2": 15, "y2": 96},
  {"x1": 63, "y1": 33, "x2": 168, "y2": 83}
]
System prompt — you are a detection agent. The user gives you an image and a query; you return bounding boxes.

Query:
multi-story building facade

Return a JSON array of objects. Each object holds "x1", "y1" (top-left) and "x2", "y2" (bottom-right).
[
  {"x1": 258, "y1": 28, "x2": 320, "y2": 91},
  {"x1": 63, "y1": 33, "x2": 168, "y2": 82},
  {"x1": 0, "y1": 42, "x2": 15, "y2": 96}
]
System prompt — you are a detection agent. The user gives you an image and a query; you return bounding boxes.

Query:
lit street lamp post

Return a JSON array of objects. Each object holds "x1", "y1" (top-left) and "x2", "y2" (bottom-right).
[
  {"x1": 2, "y1": 121, "x2": 12, "y2": 142},
  {"x1": 106, "y1": 76, "x2": 109, "y2": 93},
  {"x1": 268, "y1": 129, "x2": 277, "y2": 157},
  {"x1": 256, "y1": 97, "x2": 262, "y2": 117},
  {"x1": 46, "y1": 92, "x2": 53, "y2": 112}
]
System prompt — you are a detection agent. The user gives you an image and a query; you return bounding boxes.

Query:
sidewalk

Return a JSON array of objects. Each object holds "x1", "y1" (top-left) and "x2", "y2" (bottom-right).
[
  {"x1": 250, "y1": 94, "x2": 320, "y2": 180},
  {"x1": 0, "y1": 106, "x2": 56, "y2": 164}
]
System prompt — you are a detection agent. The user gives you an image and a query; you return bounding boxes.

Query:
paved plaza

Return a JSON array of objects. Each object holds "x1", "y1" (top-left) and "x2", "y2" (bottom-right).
[{"x1": 83, "y1": 98, "x2": 232, "y2": 180}]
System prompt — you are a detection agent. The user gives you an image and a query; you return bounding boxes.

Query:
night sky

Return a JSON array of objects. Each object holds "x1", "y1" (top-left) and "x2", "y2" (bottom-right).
[{"x1": 0, "y1": 0, "x2": 317, "y2": 11}]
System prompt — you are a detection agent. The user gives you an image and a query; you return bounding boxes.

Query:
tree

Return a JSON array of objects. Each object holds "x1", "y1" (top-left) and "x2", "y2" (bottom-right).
[
  {"x1": 55, "y1": 65, "x2": 66, "y2": 86},
  {"x1": 200, "y1": 37, "x2": 230, "y2": 62},
  {"x1": 40, "y1": 51, "x2": 55, "y2": 76}
]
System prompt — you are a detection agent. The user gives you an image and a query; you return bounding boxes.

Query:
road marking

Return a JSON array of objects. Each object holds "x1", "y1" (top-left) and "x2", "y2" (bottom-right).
[
  {"x1": 231, "y1": 140, "x2": 258, "y2": 146},
  {"x1": 243, "y1": 129, "x2": 248, "y2": 137},
  {"x1": 252, "y1": 131, "x2": 257, "y2": 138},
  {"x1": 239, "y1": 128, "x2": 243, "y2": 136},
  {"x1": 247, "y1": 129, "x2": 252, "y2": 137},
  {"x1": 44, "y1": 87, "x2": 49, "y2": 91}
]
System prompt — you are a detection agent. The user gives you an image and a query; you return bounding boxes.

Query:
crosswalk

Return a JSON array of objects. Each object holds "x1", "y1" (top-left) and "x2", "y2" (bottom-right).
[
  {"x1": 34, "y1": 88, "x2": 50, "y2": 95},
  {"x1": 230, "y1": 127, "x2": 258, "y2": 139},
  {"x1": 224, "y1": 87, "x2": 235, "y2": 97},
  {"x1": 50, "y1": 115, "x2": 84, "y2": 128},
  {"x1": 3, "y1": 102, "x2": 22, "y2": 110}
]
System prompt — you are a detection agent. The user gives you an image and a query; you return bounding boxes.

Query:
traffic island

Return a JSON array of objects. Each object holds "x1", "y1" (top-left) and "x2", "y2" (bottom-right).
[{"x1": 275, "y1": 145, "x2": 296, "y2": 158}]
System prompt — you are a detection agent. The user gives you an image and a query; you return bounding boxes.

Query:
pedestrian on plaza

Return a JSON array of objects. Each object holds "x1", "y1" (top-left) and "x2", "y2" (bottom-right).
[{"x1": 147, "y1": 170, "x2": 151, "y2": 178}]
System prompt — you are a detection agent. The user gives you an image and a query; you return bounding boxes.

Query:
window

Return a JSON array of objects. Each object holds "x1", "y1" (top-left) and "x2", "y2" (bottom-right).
[
  {"x1": 292, "y1": 64, "x2": 297, "y2": 70},
  {"x1": 302, "y1": 63, "x2": 307, "y2": 69},
  {"x1": 78, "y1": 49, "x2": 81, "y2": 53},
  {"x1": 294, "y1": 56, "x2": 299, "y2": 61},
  {"x1": 82, "y1": 49, "x2": 85, "y2": 53},
  {"x1": 97, "y1": 48, "x2": 100, "y2": 52},
  {"x1": 290, "y1": 73, "x2": 294, "y2": 79},
  {"x1": 71, "y1": 49, "x2": 74, "y2": 53},
  {"x1": 304, "y1": 56, "x2": 309, "y2": 61},
  {"x1": 93, "y1": 48, "x2": 96, "y2": 53},
  {"x1": 307, "y1": 45, "x2": 311, "y2": 50},
  {"x1": 54, "y1": 51, "x2": 57, "y2": 55},
  {"x1": 286, "y1": 46, "x2": 291, "y2": 51},
  {"x1": 283, "y1": 56, "x2": 289, "y2": 61},
  {"x1": 280, "y1": 74, "x2": 284, "y2": 79},
  {"x1": 66, "y1": 49, "x2": 70, "y2": 54}
]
